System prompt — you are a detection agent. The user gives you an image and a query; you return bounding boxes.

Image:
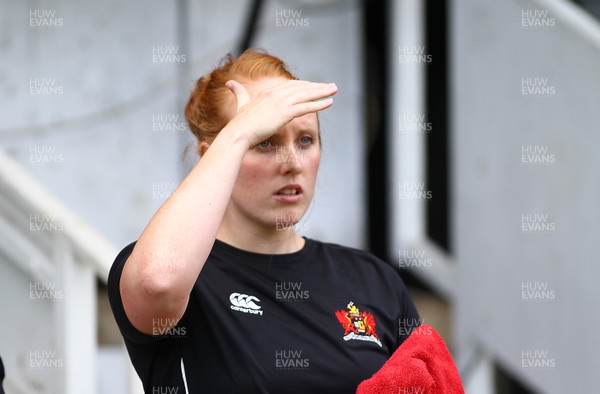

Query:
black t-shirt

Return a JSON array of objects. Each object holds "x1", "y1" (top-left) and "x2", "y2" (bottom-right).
[{"x1": 108, "y1": 238, "x2": 419, "y2": 393}]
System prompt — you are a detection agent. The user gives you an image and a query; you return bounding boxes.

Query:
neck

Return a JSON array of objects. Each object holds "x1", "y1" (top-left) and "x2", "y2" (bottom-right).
[{"x1": 217, "y1": 216, "x2": 305, "y2": 254}]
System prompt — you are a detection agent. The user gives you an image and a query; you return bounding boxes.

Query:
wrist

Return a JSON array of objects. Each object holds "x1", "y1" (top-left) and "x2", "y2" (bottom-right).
[{"x1": 212, "y1": 123, "x2": 253, "y2": 152}]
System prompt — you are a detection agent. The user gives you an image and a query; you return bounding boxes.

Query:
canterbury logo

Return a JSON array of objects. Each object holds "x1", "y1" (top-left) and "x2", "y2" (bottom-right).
[{"x1": 229, "y1": 292, "x2": 263, "y2": 316}]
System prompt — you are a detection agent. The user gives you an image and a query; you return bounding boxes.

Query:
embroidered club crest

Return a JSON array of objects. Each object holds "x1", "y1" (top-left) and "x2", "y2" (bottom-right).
[{"x1": 335, "y1": 301, "x2": 382, "y2": 347}]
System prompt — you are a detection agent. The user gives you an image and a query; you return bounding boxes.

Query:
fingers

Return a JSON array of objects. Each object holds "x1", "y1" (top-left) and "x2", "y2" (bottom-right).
[
  {"x1": 273, "y1": 80, "x2": 338, "y2": 103},
  {"x1": 283, "y1": 83, "x2": 337, "y2": 114},
  {"x1": 227, "y1": 79, "x2": 336, "y2": 112},
  {"x1": 281, "y1": 81, "x2": 337, "y2": 117},
  {"x1": 290, "y1": 98, "x2": 334, "y2": 118},
  {"x1": 293, "y1": 83, "x2": 337, "y2": 106},
  {"x1": 225, "y1": 80, "x2": 250, "y2": 110}
]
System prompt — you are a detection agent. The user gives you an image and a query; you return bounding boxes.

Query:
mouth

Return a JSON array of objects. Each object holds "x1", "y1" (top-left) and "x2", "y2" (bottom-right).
[
  {"x1": 274, "y1": 184, "x2": 303, "y2": 203},
  {"x1": 275, "y1": 184, "x2": 303, "y2": 195}
]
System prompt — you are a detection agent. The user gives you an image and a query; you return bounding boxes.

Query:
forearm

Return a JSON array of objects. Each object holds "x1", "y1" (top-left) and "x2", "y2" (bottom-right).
[{"x1": 121, "y1": 126, "x2": 249, "y2": 332}]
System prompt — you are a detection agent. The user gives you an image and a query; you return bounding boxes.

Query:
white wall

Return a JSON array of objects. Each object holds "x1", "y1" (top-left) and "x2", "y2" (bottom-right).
[{"x1": 452, "y1": 0, "x2": 600, "y2": 392}]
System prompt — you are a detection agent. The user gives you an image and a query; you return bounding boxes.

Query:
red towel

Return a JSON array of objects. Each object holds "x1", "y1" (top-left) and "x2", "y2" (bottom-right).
[{"x1": 356, "y1": 324, "x2": 464, "y2": 394}]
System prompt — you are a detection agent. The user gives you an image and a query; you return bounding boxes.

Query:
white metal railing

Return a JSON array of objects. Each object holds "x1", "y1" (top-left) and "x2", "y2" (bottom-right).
[{"x1": 0, "y1": 147, "x2": 119, "y2": 393}]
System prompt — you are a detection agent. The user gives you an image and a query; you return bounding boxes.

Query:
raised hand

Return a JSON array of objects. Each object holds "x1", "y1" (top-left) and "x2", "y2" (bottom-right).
[{"x1": 224, "y1": 79, "x2": 338, "y2": 147}]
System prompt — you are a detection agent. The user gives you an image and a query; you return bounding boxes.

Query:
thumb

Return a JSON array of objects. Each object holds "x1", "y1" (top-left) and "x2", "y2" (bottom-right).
[{"x1": 225, "y1": 80, "x2": 250, "y2": 111}]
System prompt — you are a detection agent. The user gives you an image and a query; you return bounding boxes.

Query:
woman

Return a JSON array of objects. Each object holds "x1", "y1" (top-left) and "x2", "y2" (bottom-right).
[{"x1": 108, "y1": 49, "x2": 420, "y2": 393}]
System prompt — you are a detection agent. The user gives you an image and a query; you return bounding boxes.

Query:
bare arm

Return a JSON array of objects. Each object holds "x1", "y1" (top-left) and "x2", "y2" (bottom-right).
[{"x1": 119, "y1": 80, "x2": 338, "y2": 334}]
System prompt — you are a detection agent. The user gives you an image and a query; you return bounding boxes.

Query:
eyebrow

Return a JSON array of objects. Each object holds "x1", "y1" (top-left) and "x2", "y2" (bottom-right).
[{"x1": 298, "y1": 128, "x2": 318, "y2": 134}]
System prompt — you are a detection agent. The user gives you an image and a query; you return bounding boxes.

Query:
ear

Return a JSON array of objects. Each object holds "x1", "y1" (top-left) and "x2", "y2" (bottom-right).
[{"x1": 199, "y1": 141, "x2": 211, "y2": 157}]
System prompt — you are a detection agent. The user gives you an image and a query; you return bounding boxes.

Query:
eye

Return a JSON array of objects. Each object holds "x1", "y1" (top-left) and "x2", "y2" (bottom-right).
[
  {"x1": 299, "y1": 136, "x2": 314, "y2": 146},
  {"x1": 256, "y1": 140, "x2": 272, "y2": 149}
]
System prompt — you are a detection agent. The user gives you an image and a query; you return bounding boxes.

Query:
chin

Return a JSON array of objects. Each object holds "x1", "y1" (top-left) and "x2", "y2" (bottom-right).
[{"x1": 269, "y1": 206, "x2": 304, "y2": 228}]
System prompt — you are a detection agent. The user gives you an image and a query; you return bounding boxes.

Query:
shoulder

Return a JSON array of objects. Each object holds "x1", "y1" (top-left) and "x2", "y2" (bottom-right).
[
  {"x1": 108, "y1": 241, "x2": 137, "y2": 287},
  {"x1": 312, "y1": 239, "x2": 389, "y2": 265},
  {"x1": 310, "y1": 239, "x2": 402, "y2": 280}
]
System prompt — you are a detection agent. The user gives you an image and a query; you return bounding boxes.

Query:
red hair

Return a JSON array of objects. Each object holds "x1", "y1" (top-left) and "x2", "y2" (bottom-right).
[{"x1": 184, "y1": 49, "x2": 298, "y2": 144}]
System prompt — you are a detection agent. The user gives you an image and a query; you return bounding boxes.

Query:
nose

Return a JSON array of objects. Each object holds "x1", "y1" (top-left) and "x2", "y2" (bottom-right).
[{"x1": 277, "y1": 144, "x2": 304, "y2": 175}]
